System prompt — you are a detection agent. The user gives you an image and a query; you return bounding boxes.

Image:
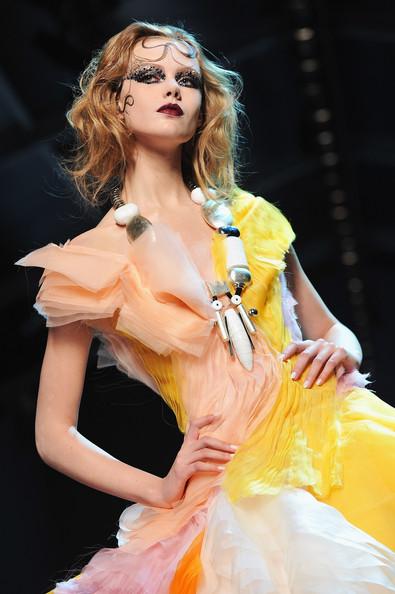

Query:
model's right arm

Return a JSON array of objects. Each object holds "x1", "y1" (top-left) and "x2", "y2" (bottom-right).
[
  {"x1": 35, "y1": 321, "x2": 168, "y2": 507},
  {"x1": 36, "y1": 321, "x2": 237, "y2": 509}
]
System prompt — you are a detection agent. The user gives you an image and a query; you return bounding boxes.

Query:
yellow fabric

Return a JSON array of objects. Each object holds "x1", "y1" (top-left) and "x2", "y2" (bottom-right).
[
  {"x1": 217, "y1": 189, "x2": 395, "y2": 551},
  {"x1": 315, "y1": 387, "x2": 395, "y2": 551},
  {"x1": 219, "y1": 191, "x2": 344, "y2": 500},
  {"x1": 212, "y1": 188, "x2": 296, "y2": 353},
  {"x1": 223, "y1": 360, "x2": 342, "y2": 500},
  {"x1": 114, "y1": 333, "x2": 189, "y2": 433}
]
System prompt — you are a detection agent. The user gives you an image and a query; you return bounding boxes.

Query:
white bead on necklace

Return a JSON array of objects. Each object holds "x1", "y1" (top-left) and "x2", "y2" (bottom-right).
[{"x1": 113, "y1": 202, "x2": 140, "y2": 226}]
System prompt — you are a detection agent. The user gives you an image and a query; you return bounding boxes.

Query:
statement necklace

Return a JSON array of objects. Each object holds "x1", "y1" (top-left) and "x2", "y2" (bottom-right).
[{"x1": 111, "y1": 185, "x2": 259, "y2": 371}]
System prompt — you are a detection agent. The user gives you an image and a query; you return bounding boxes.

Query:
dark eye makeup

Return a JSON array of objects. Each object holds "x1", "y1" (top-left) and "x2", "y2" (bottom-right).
[
  {"x1": 125, "y1": 64, "x2": 202, "y2": 89},
  {"x1": 127, "y1": 65, "x2": 165, "y2": 83},
  {"x1": 175, "y1": 69, "x2": 202, "y2": 89}
]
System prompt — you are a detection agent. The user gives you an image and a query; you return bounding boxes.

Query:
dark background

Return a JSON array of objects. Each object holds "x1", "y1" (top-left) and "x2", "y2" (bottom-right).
[{"x1": 4, "y1": 1, "x2": 395, "y2": 592}]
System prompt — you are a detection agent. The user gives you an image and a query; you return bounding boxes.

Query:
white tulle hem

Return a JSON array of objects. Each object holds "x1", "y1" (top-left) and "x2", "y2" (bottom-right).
[
  {"x1": 53, "y1": 486, "x2": 395, "y2": 593},
  {"x1": 197, "y1": 486, "x2": 395, "y2": 593}
]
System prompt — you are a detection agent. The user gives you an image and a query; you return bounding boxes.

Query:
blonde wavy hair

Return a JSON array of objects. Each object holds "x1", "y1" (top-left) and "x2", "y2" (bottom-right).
[{"x1": 62, "y1": 21, "x2": 246, "y2": 207}]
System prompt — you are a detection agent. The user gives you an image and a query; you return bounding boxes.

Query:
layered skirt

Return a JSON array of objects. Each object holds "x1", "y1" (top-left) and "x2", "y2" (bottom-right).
[{"x1": 47, "y1": 386, "x2": 395, "y2": 593}]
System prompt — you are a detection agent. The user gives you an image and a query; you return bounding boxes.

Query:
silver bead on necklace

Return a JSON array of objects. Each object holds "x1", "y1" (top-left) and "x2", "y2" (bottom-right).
[{"x1": 111, "y1": 184, "x2": 259, "y2": 371}]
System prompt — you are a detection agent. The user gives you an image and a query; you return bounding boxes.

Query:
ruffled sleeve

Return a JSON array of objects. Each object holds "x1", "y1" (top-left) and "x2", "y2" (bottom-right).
[
  {"x1": 15, "y1": 241, "x2": 126, "y2": 327},
  {"x1": 14, "y1": 221, "x2": 216, "y2": 358}
]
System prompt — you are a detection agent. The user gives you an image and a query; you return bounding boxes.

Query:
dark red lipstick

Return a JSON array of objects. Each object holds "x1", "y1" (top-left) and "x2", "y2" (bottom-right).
[{"x1": 157, "y1": 103, "x2": 184, "y2": 116}]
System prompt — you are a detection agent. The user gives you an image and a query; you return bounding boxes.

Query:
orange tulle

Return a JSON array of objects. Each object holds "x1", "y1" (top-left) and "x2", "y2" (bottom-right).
[{"x1": 169, "y1": 530, "x2": 204, "y2": 593}]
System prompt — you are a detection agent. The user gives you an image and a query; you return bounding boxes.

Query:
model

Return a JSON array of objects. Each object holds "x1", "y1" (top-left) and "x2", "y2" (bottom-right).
[{"x1": 15, "y1": 20, "x2": 395, "y2": 593}]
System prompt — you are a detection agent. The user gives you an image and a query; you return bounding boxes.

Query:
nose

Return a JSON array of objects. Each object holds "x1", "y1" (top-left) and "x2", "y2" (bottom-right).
[{"x1": 164, "y1": 79, "x2": 182, "y2": 100}]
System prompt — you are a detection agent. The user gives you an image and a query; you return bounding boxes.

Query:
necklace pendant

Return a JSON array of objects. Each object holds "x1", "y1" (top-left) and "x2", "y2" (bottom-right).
[
  {"x1": 126, "y1": 215, "x2": 152, "y2": 242},
  {"x1": 205, "y1": 280, "x2": 230, "y2": 298},
  {"x1": 224, "y1": 308, "x2": 253, "y2": 370},
  {"x1": 236, "y1": 302, "x2": 257, "y2": 334},
  {"x1": 211, "y1": 299, "x2": 229, "y2": 342}
]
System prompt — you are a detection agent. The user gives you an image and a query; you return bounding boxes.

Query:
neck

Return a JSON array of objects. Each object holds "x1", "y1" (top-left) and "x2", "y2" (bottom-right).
[{"x1": 122, "y1": 142, "x2": 191, "y2": 211}]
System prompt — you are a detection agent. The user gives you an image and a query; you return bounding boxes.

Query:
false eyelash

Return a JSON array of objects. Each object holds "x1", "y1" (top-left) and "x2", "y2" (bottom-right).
[
  {"x1": 127, "y1": 65, "x2": 165, "y2": 82},
  {"x1": 175, "y1": 70, "x2": 202, "y2": 88}
]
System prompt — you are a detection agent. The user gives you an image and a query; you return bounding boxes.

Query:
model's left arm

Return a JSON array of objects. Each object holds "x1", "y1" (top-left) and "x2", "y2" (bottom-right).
[{"x1": 281, "y1": 244, "x2": 362, "y2": 388}]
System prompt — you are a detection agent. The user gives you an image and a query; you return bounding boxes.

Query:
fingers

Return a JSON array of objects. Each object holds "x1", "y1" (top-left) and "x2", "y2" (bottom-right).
[
  {"x1": 177, "y1": 446, "x2": 235, "y2": 480},
  {"x1": 189, "y1": 447, "x2": 235, "y2": 465},
  {"x1": 185, "y1": 414, "x2": 221, "y2": 440},
  {"x1": 312, "y1": 347, "x2": 348, "y2": 387},
  {"x1": 284, "y1": 338, "x2": 351, "y2": 388},
  {"x1": 335, "y1": 363, "x2": 346, "y2": 379},
  {"x1": 281, "y1": 340, "x2": 313, "y2": 360},
  {"x1": 288, "y1": 339, "x2": 324, "y2": 382},
  {"x1": 188, "y1": 461, "x2": 228, "y2": 475},
  {"x1": 187, "y1": 431, "x2": 239, "y2": 465},
  {"x1": 193, "y1": 435, "x2": 238, "y2": 453},
  {"x1": 181, "y1": 416, "x2": 240, "y2": 477},
  {"x1": 301, "y1": 342, "x2": 337, "y2": 388}
]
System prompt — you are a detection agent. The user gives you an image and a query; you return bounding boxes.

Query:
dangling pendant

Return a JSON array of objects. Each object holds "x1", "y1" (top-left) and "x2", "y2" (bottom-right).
[
  {"x1": 224, "y1": 308, "x2": 253, "y2": 371},
  {"x1": 206, "y1": 280, "x2": 258, "y2": 371},
  {"x1": 230, "y1": 293, "x2": 256, "y2": 335},
  {"x1": 125, "y1": 216, "x2": 152, "y2": 241},
  {"x1": 210, "y1": 298, "x2": 229, "y2": 342}
]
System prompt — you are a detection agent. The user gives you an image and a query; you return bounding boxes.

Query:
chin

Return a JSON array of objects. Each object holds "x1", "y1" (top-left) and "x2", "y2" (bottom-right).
[{"x1": 135, "y1": 130, "x2": 194, "y2": 149}]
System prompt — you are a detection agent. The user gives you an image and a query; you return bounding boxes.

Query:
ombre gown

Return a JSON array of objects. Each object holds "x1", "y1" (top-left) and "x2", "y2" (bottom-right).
[{"x1": 15, "y1": 189, "x2": 395, "y2": 593}]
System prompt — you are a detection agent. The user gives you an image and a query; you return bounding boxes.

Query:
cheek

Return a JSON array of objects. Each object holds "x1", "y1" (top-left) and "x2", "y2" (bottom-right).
[
  {"x1": 184, "y1": 92, "x2": 202, "y2": 122},
  {"x1": 119, "y1": 83, "x2": 153, "y2": 115},
  {"x1": 194, "y1": 99, "x2": 202, "y2": 117},
  {"x1": 190, "y1": 89, "x2": 202, "y2": 109}
]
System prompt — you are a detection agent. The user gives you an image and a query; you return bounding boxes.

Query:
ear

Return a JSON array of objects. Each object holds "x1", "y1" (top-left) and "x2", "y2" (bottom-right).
[
  {"x1": 111, "y1": 77, "x2": 124, "y2": 116},
  {"x1": 116, "y1": 102, "x2": 125, "y2": 123}
]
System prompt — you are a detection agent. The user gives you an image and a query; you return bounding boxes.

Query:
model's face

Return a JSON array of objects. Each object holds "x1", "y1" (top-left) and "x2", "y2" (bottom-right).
[{"x1": 117, "y1": 36, "x2": 203, "y2": 149}]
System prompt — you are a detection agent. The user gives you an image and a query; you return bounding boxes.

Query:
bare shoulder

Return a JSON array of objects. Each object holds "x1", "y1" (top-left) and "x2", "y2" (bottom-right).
[
  {"x1": 67, "y1": 206, "x2": 118, "y2": 250},
  {"x1": 96, "y1": 206, "x2": 115, "y2": 228}
]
